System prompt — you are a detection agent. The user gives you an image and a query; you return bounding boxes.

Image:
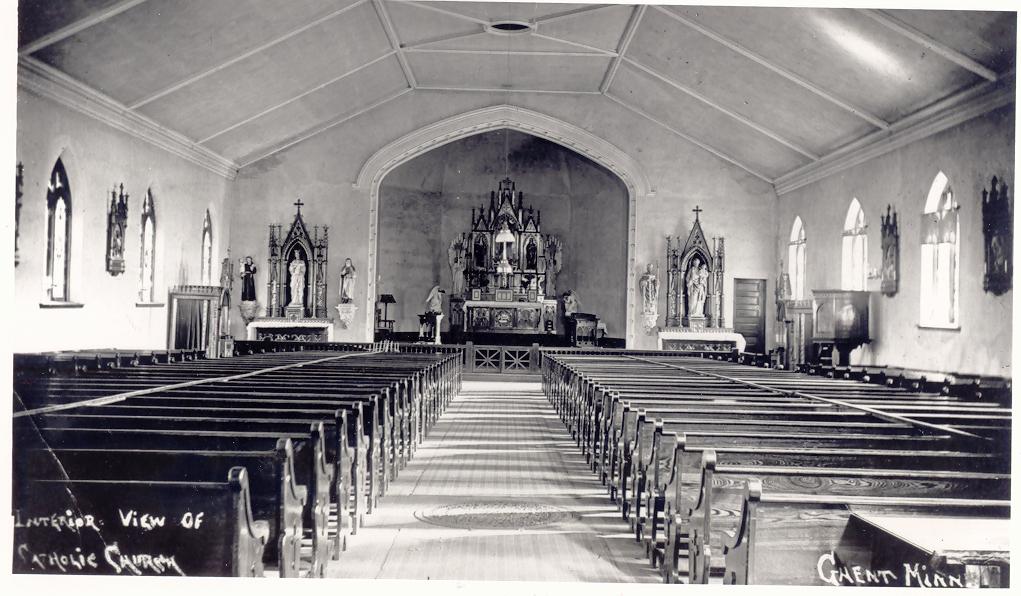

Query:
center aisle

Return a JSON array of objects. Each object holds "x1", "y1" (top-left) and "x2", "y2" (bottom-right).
[{"x1": 330, "y1": 380, "x2": 661, "y2": 582}]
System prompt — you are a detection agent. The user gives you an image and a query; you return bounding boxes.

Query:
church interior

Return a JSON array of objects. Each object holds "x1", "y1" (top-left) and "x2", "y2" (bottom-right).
[{"x1": 9, "y1": 0, "x2": 1017, "y2": 588}]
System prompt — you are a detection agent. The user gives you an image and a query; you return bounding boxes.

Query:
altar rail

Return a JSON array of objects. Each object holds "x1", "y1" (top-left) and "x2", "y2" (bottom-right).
[{"x1": 230, "y1": 340, "x2": 735, "y2": 374}]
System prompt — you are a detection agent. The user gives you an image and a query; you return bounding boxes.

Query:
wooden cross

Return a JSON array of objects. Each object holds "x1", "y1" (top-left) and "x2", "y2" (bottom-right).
[
  {"x1": 692, "y1": 205, "x2": 703, "y2": 221},
  {"x1": 293, "y1": 198, "x2": 304, "y2": 215}
]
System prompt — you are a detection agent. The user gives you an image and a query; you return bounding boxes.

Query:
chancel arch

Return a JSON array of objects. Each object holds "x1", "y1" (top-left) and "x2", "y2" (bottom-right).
[{"x1": 355, "y1": 105, "x2": 653, "y2": 347}]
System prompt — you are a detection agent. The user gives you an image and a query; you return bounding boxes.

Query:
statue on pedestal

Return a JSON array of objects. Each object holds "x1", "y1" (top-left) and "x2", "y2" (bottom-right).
[
  {"x1": 339, "y1": 258, "x2": 356, "y2": 303},
  {"x1": 562, "y1": 290, "x2": 579, "y2": 318},
  {"x1": 238, "y1": 255, "x2": 260, "y2": 324},
  {"x1": 426, "y1": 285, "x2": 444, "y2": 313}
]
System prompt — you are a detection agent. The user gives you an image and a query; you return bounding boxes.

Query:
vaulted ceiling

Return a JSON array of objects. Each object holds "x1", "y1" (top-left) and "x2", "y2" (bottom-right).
[{"x1": 18, "y1": 1, "x2": 1017, "y2": 183}]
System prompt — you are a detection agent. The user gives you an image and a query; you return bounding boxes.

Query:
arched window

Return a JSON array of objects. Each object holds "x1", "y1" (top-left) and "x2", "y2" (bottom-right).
[
  {"x1": 920, "y1": 172, "x2": 959, "y2": 327},
  {"x1": 46, "y1": 159, "x2": 72, "y2": 301},
  {"x1": 139, "y1": 189, "x2": 156, "y2": 302},
  {"x1": 201, "y1": 210, "x2": 213, "y2": 285},
  {"x1": 788, "y1": 216, "x2": 807, "y2": 300},
  {"x1": 841, "y1": 198, "x2": 868, "y2": 291}
]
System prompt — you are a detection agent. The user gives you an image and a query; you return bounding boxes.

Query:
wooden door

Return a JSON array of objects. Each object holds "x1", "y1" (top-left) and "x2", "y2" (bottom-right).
[{"x1": 734, "y1": 278, "x2": 766, "y2": 354}]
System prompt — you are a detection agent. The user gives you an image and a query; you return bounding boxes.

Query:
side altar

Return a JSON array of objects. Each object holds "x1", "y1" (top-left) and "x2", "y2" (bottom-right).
[
  {"x1": 447, "y1": 178, "x2": 562, "y2": 335},
  {"x1": 241, "y1": 199, "x2": 336, "y2": 342},
  {"x1": 657, "y1": 207, "x2": 744, "y2": 353}
]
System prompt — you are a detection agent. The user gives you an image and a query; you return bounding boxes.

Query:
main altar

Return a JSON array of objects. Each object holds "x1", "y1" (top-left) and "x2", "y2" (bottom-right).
[
  {"x1": 657, "y1": 207, "x2": 745, "y2": 353},
  {"x1": 448, "y1": 178, "x2": 559, "y2": 335}
]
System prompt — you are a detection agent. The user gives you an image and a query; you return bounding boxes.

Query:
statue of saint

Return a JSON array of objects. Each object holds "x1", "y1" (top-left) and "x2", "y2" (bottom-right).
[
  {"x1": 288, "y1": 251, "x2": 306, "y2": 307},
  {"x1": 563, "y1": 290, "x2": 579, "y2": 317},
  {"x1": 239, "y1": 256, "x2": 258, "y2": 301},
  {"x1": 473, "y1": 235, "x2": 487, "y2": 269},
  {"x1": 686, "y1": 257, "x2": 709, "y2": 317},
  {"x1": 425, "y1": 285, "x2": 444, "y2": 314},
  {"x1": 639, "y1": 263, "x2": 659, "y2": 314},
  {"x1": 525, "y1": 237, "x2": 538, "y2": 270},
  {"x1": 339, "y1": 257, "x2": 356, "y2": 304},
  {"x1": 448, "y1": 238, "x2": 466, "y2": 296}
]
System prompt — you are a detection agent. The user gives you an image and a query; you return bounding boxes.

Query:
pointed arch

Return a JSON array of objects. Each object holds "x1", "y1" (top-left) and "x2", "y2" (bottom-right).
[
  {"x1": 787, "y1": 216, "x2": 807, "y2": 300},
  {"x1": 45, "y1": 158, "x2": 72, "y2": 301},
  {"x1": 920, "y1": 171, "x2": 959, "y2": 328},
  {"x1": 201, "y1": 209, "x2": 213, "y2": 285},
  {"x1": 355, "y1": 105, "x2": 654, "y2": 346},
  {"x1": 139, "y1": 189, "x2": 157, "y2": 302},
  {"x1": 841, "y1": 198, "x2": 868, "y2": 290}
]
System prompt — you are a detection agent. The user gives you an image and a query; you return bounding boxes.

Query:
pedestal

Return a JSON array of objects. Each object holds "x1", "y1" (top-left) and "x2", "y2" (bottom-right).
[
  {"x1": 335, "y1": 303, "x2": 358, "y2": 329},
  {"x1": 285, "y1": 304, "x2": 305, "y2": 319},
  {"x1": 682, "y1": 315, "x2": 707, "y2": 330}
]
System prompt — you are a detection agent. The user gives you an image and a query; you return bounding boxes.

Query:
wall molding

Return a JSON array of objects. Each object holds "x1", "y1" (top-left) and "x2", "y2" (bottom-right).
[
  {"x1": 355, "y1": 104, "x2": 655, "y2": 347},
  {"x1": 774, "y1": 73, "x2": 1015, "y2": 195},
  {"x1": 18, "y1": 57, "x2": 239, "y2": 180}
]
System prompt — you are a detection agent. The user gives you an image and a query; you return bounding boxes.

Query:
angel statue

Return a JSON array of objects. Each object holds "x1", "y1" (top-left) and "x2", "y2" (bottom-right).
[
  {"x1": 545, "y1": 235, "x2": 563, "y2": 297},
  {"x1": 448, "y1": 237, "x2": 467, "y2": 297}
]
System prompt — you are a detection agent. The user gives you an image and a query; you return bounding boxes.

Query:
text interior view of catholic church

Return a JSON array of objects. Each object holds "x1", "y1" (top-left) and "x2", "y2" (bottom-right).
[{"x1": 10, "y1": 0, "x2": 1017, "y2": 588}]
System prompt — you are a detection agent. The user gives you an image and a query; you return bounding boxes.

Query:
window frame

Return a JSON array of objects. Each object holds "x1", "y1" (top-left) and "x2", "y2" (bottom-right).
[
  {"x1": 919, "y1": 172, "x2": 960, "y2": 330},
  {"x1": 841, "y1": 198, "x2": 868, "y2": 291},
  {"x1": 139, "y1": 189, "x2": 157, "y2": 303},
  {"x1": 788, "y1": 216, "x2": 807, "y2": 300},
  {"x1": 45, "y1": 159, "x2": 72, "y2": 302}
]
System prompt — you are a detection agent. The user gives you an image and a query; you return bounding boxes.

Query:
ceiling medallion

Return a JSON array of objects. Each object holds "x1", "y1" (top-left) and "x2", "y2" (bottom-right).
[{"x1": 487, "y1": 21, "x2": 534, "y2": 35}]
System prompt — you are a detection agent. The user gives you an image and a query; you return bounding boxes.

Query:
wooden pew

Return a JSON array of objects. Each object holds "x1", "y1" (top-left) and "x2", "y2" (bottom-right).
[
  {"x1": 13, "y1": 467, "x2": 268, "y2": 577},
  {"x1": 685, "y1": 449, "x2": 1010, "y2": 584},
  {"x1": 723, "y1": 480, "x2": 1010, "y2": 587},
  {"x1": 15, "y1": 421, "x2": 334, "y2": 578},
  {"x1": 18, "y1": 440, "x2": 307, "y2": 577}
]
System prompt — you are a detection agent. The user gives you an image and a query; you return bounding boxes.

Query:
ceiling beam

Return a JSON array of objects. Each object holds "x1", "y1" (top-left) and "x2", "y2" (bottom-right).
[
  {"x1": 199, "y1": 51, "x2": 397, "y2": 144},
  {"x1": 239, "y1": 87, "x2": 413, "y2": 169},
  {"x1": 129, "y1": 0, "x2": 370, "y2": 109},
  {"x1": 532, "y1": 4, "x2": 620, "y2": 25},
  {"x1": 404, "y1": 1, "x2": 490, "y2": 26},
  {"x1": 861, "y1": 9, "x2": 998, "y2": 82},
  {"x1": 19, "y1": 0, "x2": 150, "y2": 56},
  {"x1": 600, "y1": 5, "x2": 647, "y2": 93},
  {"x1": 531, "y1": 32, "x2": 616, "y2": 57},
  {"x1": 624, "y1": 57, "x2": 820, "y2": 160},
  {"x1": 402, "y1": 29, "x2": 487, "y2": 50},
  {"x1": 405, "y1": 48, "x2": 608, "y2": 57},
  {"x1": 416, "y1": 86, "x2": 603, "y2": 95},
  {"x1": 605, "y1": 92, "x2": 773, "y2": 184},
  {"x1": 653, "y1": 5, "x2": 890, "y2": 130},
  {"x1": 372, "y1": 0, "x2": 417, "y2": 88}
]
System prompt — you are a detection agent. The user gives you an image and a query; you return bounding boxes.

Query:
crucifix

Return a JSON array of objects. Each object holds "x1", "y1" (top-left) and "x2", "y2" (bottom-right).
[
  {"x1": 293, "y1": 198, "x2": 304, "y2": 216},
  {"x1": 692, "y1": 205, "x2": 703, "y2": 221}
]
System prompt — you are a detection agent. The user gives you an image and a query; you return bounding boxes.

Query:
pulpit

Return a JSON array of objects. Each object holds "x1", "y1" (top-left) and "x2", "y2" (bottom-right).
[{"x1": 812, "y1": 290, "x2": 870, "y2": 366}]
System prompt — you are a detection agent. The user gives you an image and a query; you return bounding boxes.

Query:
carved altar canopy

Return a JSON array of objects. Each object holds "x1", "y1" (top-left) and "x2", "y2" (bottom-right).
[
  {"x1": 266, "y1": 200, "x2": 329, "y2": 318},
  {"x1": 666, "y1": 207, "x2": 725, "y2": 329}
]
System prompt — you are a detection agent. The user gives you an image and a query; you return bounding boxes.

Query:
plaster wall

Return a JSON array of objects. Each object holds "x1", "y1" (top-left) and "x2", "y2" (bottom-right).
[
  {"x1": 776, "y1": 105, "x2": 1014, "y2": 376},
  {"x1": 231, "y1": 90, "x2": 779, "y2": 347},
  {"x1": 378, "y1": 130, "x2": 628, "y2": 336},
  {"x1": 14, "y1": 89, "x2": 233, "y2": 352}
]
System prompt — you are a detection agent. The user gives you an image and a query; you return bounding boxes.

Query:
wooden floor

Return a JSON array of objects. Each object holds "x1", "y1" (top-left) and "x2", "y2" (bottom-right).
[{"x1": 330, "y1": 381, "x2": 661, "y2": 582}]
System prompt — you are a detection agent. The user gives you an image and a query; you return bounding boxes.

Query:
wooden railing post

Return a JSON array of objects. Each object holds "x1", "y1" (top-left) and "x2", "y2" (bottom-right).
[
  {"x1": 466, "y1": 341, "x2": 475, "y2": 372},
  {"x1": 530, "y1": 343, "x2": 540, "y2": 372}
]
